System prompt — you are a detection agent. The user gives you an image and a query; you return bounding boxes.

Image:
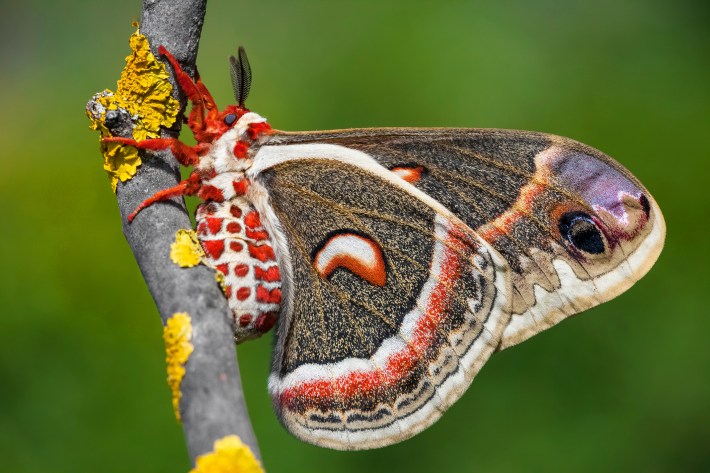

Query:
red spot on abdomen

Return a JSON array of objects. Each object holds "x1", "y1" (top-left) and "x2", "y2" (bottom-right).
[
  {"x1": 236, "y1": 287, "x2": 251, "y2": 301},
  {"x1": 199, "y1": 203, "x2": 217, "y2": 215},
  {"x1": 244, "y1": 211, "x2": 261, "y2": 229},
  {"x1": 232, "y1": 179, "x2": 249, "y2": 195},
  {"x1": 198, "y1": 185, "x2": 224, "y2": 202},
  {"x1": 248, "y1": 244, "x2": 275, "y2": 262},
  {"x1": 202, "y1": 240, "x2": 225, "y2": 259},
  {"x1": 227, "y1": 222, "x2": 242, "y2": 234},
  {"x1": 234, "y1": 264, "x2": 249, "y2": 277},
  {"x1": 255, "y1": 266, "x2": 281, "y2": 282},
  {"x1": 230, "y1": 205, "x2": 242, "y2": 218},
  {"x1": 230, "y1": 241, "x2": 244, "y2": 252},
  {"x1": 256, "y1": 286, "x2": 282, "y2": 304},
  {"x1": 206, "y1": 217, "x2": 223, "y2": 234},
  {"x1": 246, "y1": 228, "x2": 269, "y2": 240},
  {"x1": 255, "y1": 312, "x2": 277, "y2": 332}
]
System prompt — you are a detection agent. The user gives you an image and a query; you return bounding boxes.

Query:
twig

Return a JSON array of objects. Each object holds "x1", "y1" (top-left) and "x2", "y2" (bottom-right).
[{"x1": 98, "y1": 0, "x2": 261, "y2": 464}]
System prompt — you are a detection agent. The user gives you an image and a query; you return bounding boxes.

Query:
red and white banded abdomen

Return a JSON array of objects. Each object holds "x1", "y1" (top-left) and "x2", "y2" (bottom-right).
[{"x1": 196, "y1": 196, "x2": 282, "y2": 341}]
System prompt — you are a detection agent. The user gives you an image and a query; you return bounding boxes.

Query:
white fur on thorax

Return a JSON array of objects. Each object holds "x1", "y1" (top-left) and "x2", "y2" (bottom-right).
[{"x1": 198, "y1": 112, "x2": 268, "y2": 174}]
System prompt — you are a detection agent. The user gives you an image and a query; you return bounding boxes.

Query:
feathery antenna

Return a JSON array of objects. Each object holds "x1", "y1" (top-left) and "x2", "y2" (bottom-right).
[{"x1": 229, "y1": 46, "x2": 252, "y2": 108}]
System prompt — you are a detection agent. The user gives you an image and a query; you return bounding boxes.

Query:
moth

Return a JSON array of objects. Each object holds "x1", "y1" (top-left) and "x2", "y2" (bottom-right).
[{"x1": 105, "y1": 47, "x2": 665, "y2": 450}]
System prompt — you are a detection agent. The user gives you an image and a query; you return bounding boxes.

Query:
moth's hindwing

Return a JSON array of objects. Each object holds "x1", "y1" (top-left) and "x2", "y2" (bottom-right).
[
  {"x1": 266, "y1": 129, "x2": 666, "y2": 351},
  {"x1": 249, "y1": 145, "x2": 512, "y2": 450}
]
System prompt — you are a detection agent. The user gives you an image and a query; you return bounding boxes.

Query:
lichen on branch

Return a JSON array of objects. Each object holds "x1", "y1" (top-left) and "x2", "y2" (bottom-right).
[
  {"x1": 164, "y1": 312, "x2": 195, "y2": 421},
  {"x1": 171, "y1": 229, "x2": 206, "y2": 268},
  {"x1": 86, "y1": 26, "x2": 180, "y2": 191},
  {"x1": 190, "y1": 435, "x2": 264, "y2": 473}
]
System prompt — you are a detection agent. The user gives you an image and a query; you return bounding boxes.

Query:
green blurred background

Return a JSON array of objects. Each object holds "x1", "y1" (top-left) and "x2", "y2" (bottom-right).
[{"x1": 1, "y1": 0, "x2": 707, "y2": 471}]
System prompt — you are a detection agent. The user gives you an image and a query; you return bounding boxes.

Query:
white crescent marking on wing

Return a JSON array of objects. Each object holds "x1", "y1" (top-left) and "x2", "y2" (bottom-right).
[{"x1": 314, "y1": 233, "x2": 385, "y2": 285}]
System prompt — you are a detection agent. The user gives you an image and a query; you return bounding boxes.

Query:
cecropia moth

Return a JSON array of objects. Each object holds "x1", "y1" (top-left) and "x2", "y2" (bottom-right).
[{"x1": 104, "y1": 46, "x2": 665, "y2": 450}]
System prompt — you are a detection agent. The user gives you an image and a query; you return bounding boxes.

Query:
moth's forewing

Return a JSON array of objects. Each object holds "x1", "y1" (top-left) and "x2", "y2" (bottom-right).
[
  {"x1": 249, "y1": 144, "x2": 511, "y2": 449},
  {"x1": 265, "y1": 129, "x2": 665, "y2": 350}
]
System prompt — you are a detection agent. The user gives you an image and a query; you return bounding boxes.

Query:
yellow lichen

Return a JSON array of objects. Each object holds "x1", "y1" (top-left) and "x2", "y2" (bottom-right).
[
  {"x1": 170, "y1": 229, "x2": 205, "y2": 267},
  {"x1": 116, "y1": 29, "x2": 180, "y2": 141},
  {"x1": 163, "y1": 312, "x2": 194, "y2": 421},
  {"x1": 86, "y1": 90, "x2": 142, "y2": 191},
  {"x1": 86, "y1": 25, "x2": 180, "y2": 191},
  {"x1": 190, "y1": 435, "x2": 264, "y2": 473},
  {"x1": 215, "y1": 270, "x2": 227, "y2": 294}
]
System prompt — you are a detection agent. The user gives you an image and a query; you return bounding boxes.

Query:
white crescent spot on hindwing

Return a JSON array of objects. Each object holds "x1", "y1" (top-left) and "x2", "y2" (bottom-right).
[{"x1": 314, "y1": 233, "x2": 386, "y2": 286}]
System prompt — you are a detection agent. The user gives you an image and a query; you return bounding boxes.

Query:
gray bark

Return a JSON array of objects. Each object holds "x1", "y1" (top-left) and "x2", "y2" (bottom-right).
[{"x1": 90, "y1": 0, "x2": 261, "y2": 464}]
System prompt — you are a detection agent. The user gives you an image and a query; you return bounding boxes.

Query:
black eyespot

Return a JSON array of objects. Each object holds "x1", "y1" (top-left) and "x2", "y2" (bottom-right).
[
  {"x1": 224, "y1": 113, "x2": 237, "y2": 126},
  {"x1": 559, "y1": 212, "x2": 605, "y2": 254},
  {"x1": 639, "y1": 194, "x2": 651, "y2": 218}
]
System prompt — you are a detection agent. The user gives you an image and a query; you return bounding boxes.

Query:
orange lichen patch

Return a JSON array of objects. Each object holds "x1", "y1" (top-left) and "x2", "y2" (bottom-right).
[
  {"x1": 163, "y1": 312, "x2": 194, "y2": 421},
  {"x1": 86, "y1": 25, "x2": 180, "y2": 191},
  {"x1": 170, "y1": 229, "x2": 205, "y2": 267},
  {"x1": 190, "y1": 435, "x2": 264, "y2": 473}
]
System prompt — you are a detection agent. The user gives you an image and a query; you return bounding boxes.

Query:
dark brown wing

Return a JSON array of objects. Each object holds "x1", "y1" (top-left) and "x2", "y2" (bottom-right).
[{"x1": 264, "y1": 128, "x2": 665, "y2": 349}]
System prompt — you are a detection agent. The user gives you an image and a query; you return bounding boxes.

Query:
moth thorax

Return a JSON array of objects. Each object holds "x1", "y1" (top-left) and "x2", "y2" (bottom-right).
[{"x1": 196, "y1": 197, "x2": 282, "y2": 342}]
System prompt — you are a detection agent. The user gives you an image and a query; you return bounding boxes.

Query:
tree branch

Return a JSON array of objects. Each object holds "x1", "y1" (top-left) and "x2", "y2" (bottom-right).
[{"x1": 94, "y1": 0, "x2": 260, "y2": 464}]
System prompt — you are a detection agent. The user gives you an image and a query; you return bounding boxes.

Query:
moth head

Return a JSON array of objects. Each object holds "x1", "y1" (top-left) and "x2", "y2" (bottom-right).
[
  {"x1": 218, "y1": 105, "x2": 245, "y2": 128},
  {"x1": 202, "y1": 47, "x2": 254, "y2": 139}
]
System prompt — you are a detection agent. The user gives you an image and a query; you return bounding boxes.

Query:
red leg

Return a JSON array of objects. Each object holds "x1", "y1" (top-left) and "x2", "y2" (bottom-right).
[
  {"x1": 128, "y1": 172, "x2": 201, "y2": 222},
  {"x1": 195, "y1": 69, "x2": 219, "y2": 122},
  {"x1": 102, "y1": 137, "x2": 199, "y2": 166},
  {"x1": 157, "y1": 46, "x2": 202, "y2": 105},
  {"x1": 158, "y1": 46, "x2": 219, "y2": 137}
]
